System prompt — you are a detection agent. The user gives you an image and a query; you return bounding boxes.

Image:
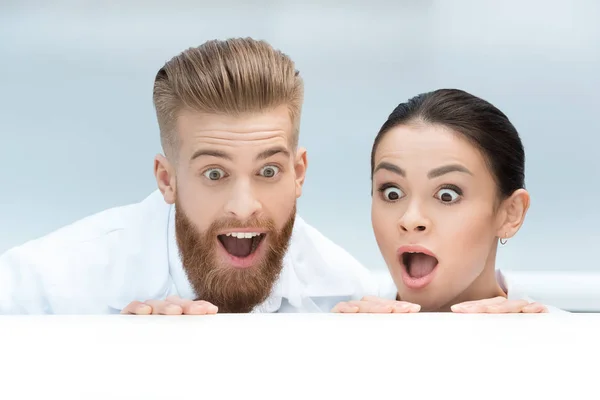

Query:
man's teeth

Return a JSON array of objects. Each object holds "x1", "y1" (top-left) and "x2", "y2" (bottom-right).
[{"x1": 225, "y1": 232, "x2": 262, "y2": 238}]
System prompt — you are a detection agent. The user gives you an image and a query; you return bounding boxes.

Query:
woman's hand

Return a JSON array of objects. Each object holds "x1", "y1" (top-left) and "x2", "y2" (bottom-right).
[
  {"x1": 451, "y1": 297, "x2": 548, "y2": 313},
  {"x1": 331, "y1": 296, "x2": 421, "y2": 313},
  {"x1": 331, "y1": 295, "x2": 548, "y2": 314}
]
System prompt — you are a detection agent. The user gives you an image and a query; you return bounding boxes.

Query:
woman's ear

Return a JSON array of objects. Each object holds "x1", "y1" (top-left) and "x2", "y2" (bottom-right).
[{"x1": 496, "y1": 189, "x2": 530, "y2": 240}]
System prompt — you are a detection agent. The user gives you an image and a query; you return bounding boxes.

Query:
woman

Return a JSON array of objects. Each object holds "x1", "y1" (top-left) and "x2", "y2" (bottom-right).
[{"x1": 335, "y1": 88, "x2": 563, "y2": 313}]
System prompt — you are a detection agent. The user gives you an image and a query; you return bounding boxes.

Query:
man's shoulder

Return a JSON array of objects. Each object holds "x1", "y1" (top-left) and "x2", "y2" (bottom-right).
[
  {"x1": 0, "y1": 190, "x2": 172, "y2": 313},
  {"x1": 1, "y1": 190, "x2": 169, "y2": 267}
]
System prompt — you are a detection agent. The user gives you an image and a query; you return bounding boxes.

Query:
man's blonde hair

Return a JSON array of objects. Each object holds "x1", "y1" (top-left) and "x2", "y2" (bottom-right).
[{"x1": 153, "y1": 37, "x2": 304, "y2": 158}]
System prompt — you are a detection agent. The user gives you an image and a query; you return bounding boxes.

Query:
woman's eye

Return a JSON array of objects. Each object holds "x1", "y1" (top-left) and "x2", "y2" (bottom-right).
[
  {"x1": 203, "y1": 168, "x2": 226, "y2": 181},
  {"x1": 383, "y1": 187, "x2": 404, "y2": 201},
  {"x1": 436, "y1": 188, "x2": 460, "y2": 203},
  {"x1": 259, "y1": 165, "x2": 280, "y2": 178}
]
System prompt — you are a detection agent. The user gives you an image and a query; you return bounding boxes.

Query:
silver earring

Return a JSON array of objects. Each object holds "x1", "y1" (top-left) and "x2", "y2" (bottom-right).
[{"x1": 500, "y1": 234, "x2": 508, "y2": 245}]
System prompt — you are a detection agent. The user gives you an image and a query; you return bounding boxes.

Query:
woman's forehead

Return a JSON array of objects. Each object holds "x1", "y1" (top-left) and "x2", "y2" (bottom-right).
[{"x1": 375, "y1": 123, "x2": 487, "y2": 168}]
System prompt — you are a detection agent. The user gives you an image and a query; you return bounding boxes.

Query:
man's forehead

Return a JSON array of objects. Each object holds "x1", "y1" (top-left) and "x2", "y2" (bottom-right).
[
  {"x1": 176, "y1": 106, "x2": 294, "y2": 140},
  {"x1": 183, "y1": 128, "x2": 292, "y2": 161}
]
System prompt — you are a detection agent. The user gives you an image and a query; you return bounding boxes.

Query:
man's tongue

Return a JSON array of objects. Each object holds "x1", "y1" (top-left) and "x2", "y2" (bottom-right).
[
  {"x1": 408, "y1": 253, "x2": 437, "y2": 278},
  {"x1": 220, "y1": 236, "x2": 252, "y2": 258}
]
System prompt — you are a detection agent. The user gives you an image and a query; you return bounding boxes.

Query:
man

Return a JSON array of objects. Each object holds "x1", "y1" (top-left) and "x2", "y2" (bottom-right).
[
  {"x1": 0, "y1": 38, "x2": 540, "y2": 314},
  {"x1": 0, "y1": 38, "x2": 380, "y2": 314}
]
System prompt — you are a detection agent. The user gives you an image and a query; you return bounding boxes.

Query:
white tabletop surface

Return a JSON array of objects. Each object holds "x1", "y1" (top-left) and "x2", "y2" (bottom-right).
[{"x1": 1, "y1": 313, "x2": 599, "y2": 399}]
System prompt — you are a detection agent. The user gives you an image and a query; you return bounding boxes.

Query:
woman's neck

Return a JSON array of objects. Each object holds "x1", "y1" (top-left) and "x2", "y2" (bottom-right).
[
  {"x1": 435, "y1": 251, "x2": 507, "y2": 312},
  {"x1": 437, "y1": 269, "x2": 506, "y2": 312}
]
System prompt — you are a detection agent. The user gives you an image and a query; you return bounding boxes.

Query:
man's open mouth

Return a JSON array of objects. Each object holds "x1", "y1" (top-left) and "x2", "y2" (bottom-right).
[{"x1": 217, "y1": 232, "x2": 266, "y2": 258}]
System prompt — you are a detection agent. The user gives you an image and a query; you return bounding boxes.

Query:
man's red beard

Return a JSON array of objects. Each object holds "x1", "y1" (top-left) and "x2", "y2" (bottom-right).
[{"x1": 175, "y1": 200, "x2": 295, "y2": 313}]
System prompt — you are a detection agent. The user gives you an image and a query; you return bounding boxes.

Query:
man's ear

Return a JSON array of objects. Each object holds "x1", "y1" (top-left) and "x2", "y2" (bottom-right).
[
  {"x1": 495, "y1": 188, "x2": 530, "y2": 241},
  {"x1": 154, "y1": 154, "x2": 176, "y2": 204},
  {"x1": 293, "y1": 147, "x2": 308, "y2": 199}
]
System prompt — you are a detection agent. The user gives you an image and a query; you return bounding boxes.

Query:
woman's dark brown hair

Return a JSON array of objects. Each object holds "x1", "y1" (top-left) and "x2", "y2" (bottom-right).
[{"x1": 371, "y1": 89, "x2": 525, "y2": 198}]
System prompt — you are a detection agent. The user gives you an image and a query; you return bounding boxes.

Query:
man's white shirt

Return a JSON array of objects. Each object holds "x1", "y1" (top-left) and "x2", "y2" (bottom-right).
[{"x1": 0, "y1": 191, "x2": 379, "y2": 314}]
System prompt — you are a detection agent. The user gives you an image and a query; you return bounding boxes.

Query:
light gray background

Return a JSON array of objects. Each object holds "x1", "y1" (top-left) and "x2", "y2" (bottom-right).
[{"x1": 1, "y1": 0, "x2": 598, "y2": 272}]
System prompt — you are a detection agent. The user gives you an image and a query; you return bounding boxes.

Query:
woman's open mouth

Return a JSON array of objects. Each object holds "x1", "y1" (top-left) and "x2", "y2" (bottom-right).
[{"x1": 398, "y1": 245, "x2": 439, "y2": 289}]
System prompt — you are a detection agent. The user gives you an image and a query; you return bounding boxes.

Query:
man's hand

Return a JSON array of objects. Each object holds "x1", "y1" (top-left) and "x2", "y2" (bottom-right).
[
  {"x1": 120, "y1": 296, "x2": 218, "y2": 315},
  {"x1": 451, "y1": 296, "x2": 548, "y2": 313},
  {"x1": 331, "y1": 296, "x2": 421, "y2": 313}
]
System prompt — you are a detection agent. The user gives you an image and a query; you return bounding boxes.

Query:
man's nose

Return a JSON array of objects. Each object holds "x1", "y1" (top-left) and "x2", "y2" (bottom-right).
[{"x1": 224, "y1": 180, "x2": 262, "y2": 221}]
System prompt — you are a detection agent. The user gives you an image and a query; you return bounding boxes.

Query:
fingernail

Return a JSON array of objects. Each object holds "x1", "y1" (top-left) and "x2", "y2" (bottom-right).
[{"x1": 209, "y1": 305, "x2": 218, "y2": 313}]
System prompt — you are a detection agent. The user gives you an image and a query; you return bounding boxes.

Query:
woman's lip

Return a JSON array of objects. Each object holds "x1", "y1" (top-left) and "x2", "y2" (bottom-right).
[{"x1": 396, "y1": 244, "x2": 437, "y2": 259}]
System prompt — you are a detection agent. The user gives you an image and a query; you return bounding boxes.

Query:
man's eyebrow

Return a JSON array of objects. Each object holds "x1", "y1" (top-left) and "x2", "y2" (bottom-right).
[
  {"x1": 427, "y1": 164, "x2": 473, "y2": 179},
  {"x1": 190, "y1": 149, "x2": 232, "y2": 162},
  {"x1": 190, "y1": 146, "x2": 290, "y2": 162},
  {"x1": 373, "y1": 162, "x2": 406, "y2": 176},
  {"x1": 255, "y1": 146, "x2": 290, "y2": 161}
]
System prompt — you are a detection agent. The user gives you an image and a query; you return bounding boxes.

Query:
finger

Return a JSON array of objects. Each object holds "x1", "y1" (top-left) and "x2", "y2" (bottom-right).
[
  {"x1": 144, "y1": 300, "x2": 183, "y2": 315},
  {"x1": 478, "y1": 299, "x2": 531, "y2": 314},
  {"x1": 453, "y1": 296, "x2": 506, "y2": 308},
  {"x1": 164, "y1": 296, "x2": 198, "y2": 313},
  {"x1": 165, "y1": 296, "x2": 218, "y2": 315},
  {"x1": 392, "y1": 302, "x2": 421, "y2": 313},
  {"x1": 331, "y1": 302, "x2": 359, "y2": 313},
  {"x1": 450, "y1": 296, "x2": 507, "y2": 313},
  {"x1": 120, "y1": 301, "x2": 152, "y2": 315},
  {"x1": 522, "y1": 302, "x2": 548, "y2": 313},
  {"x1": 184, "y1": 301, "x2": 219, "y2": 315},
  {"x1": 347, "y1": 300, "x2": 393, "y2": 313},
  {"x1": 360, "y1": 296, "x2": 421, "y2": 313},
  {"x1": 355, "y1": 299, "x2": 420, "y2": 313},
  {"x1": 463, "y1": 300, "x2": 529, "y2": 314}
]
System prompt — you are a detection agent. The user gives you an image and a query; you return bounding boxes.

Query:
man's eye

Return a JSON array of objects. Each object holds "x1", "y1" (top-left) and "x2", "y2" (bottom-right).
[
  {"x1": 259, "y1": 165, "x2": 280, "y2": 178},
  {"x1": 203, "y1": 168, "x2": 226, "y2": 181}
]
